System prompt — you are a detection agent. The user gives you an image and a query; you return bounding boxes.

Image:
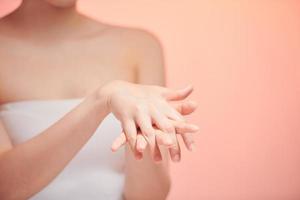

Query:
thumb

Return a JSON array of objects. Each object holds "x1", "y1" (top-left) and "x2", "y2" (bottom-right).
[{"x1": 163, "y1": 85, "x2": 193, "y2": 101}]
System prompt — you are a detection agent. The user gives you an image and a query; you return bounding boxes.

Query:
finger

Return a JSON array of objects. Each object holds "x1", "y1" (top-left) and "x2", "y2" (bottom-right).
[
  {"x1": 181, "y1": 132, "x2": 196, "y2": 151},
  {"x1": 111, "y1": 132, "x2": 126, "y2": 152},
  {"x1": 122, "y1": 119, "x2": 137, "y2": 149},
  {"x1": 135, "y1": 112, "x2": 157, "y2": 160},
  {"x1": 163, "y1": 85, "x2": 193, "y2": 101},
  {"x1": 171, "y1": 120, "x2": 198, "y2": 151},
  {"x1": 135, "y1": 112, "x2": 155, "y2": 138},
  {"x1": 112, "y1": 131, "x2": 149, "y2": 153},
  {"x1": 148, "y1": 106, "x2": 180, "y2": 162},
  {"x1": 153, "y1": 130, "x2": 163, "y2": 162},
  {"x1": 171, "y1": 120, "x2": 200, "y2": 134},
  {"x1": 150, "y1": 107, "x2": 175, "y2": 147},
  {"x1": 122, "y1": 119, "x2": 142, "y2": 159},
  {"x1": 152, "y1": 115, "x2": 182, "y2": 162},
  {"x1": 168, "y1": 133, "x2": 181, "y2": 162},
  {"x1": 171, "y1": 100, "x2": 198, "y2": 115},
  {"x1": 148, "y1": 107, "x2": 181, "y2": 162},
  {"x1": 157, "y1": 100, "x2": 185, "y2": 122},
  {"x1": 165, "y1": 105, "x2": 186, "y2": 122},
  {"x1": 136, "y1": 134, "x2": 147, "y2": 153},
  {"x1": 155, "y1": 129, "x2": 173, "y2": 147}
]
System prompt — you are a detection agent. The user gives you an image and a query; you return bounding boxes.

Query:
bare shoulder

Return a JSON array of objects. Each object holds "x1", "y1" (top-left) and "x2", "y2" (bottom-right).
[
  {"x1": 81, "y1": 16, "x2": 165, "y2": 84},
  {"x1": 108, "y1": 26, "x2": 164, "y2": 62},
  {"x1": 107, "y1": 26, "x2": 165, "y2": 84},
  {"x1": 83, "y1": 16, "x2": 163, "y2": 56},
  {"x1": 81, "y1": 15, "x2": 160, "y2": 43},
  {"x1": 116, "y1": 26, "x2": 163, "y2": 52}
]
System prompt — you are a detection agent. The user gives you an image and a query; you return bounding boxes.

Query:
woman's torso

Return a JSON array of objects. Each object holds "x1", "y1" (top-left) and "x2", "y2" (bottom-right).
[
  {"x1": 0, "y1": 99, "x2": 125, "y2": 199},
  {"x1": 0, "y1": 17, "x2": 137, "y2": 104},
  {"x1": 0, "y1": 15, "x2": 139, "y2": 199}
]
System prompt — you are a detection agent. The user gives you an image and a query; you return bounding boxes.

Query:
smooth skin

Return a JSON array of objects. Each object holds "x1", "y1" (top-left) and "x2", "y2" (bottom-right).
[{"x1": 0, "y1": 0, "x2": 199, "y2": 199}]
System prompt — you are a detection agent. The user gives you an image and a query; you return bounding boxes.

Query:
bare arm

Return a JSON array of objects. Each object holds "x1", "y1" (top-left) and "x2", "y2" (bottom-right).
[
  {"x1": 0, "y1": 62, "x2": 194, "y2": 200},
  {"x1": 123, "y1": 31, "x2": 171, "y2": 200},
  {"x1": 0, "y1": 93, "x2": 109, "y2": 200}
]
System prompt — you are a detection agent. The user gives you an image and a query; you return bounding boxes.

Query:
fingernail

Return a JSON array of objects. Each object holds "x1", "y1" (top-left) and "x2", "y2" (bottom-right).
[
  {"x1": 138, "y1": 144, "x2": 145, "y2": 152},
  {"x1": 137, "y1": 148, "x2": 143, "y2": 153},
  {"x1": 189, "y1": 143, "x2": 196, "y2": 151},
  {"x1": 189, "y1": 125, "x2": 200, "y2": 131},
  {"x1": 135, "y1": 153, "x2": 143, "y2": 160},
  {"x1": 154, "y1": 155, "x2": 162, "y2": 162},
  {"x1": 188, "y1": 100, "x2": 198, "y2": 107},
  {"x1": 184, "y1": 84, "x2": 193, "y2": 90},
  {"x1": 165, "y1": 138, "x2": 173, "y2": 146},
  {"x1": 173, "y1": 154, "x2": 180, "y2": 162}
]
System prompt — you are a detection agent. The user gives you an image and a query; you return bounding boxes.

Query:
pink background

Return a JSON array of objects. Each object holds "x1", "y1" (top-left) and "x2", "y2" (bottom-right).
[{"x1": 1, "y1": 1, "x2": 300, "y2": 199}]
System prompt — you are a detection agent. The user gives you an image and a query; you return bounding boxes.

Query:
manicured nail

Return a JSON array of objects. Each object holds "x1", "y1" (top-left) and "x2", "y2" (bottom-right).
[
  {"x1": 135, "y1": 153, "x2": 143, "y2": 160},
  {"x1": 183, "y1": 84, "x2": 193, "y2": 91},
  {"x1": 189, "y1": 143, "x2": 196, "y2": 152},
  {"x1": 188, "y1": 100, "x2": 198, "y2": 107},
  {"x1": 189, "y1": 125, "x2": 200, "y2": 131},
  {"x1": 173, "y1": 154, "x2": 180, "y2": 162},
  {"x1": 165, "y1": 138, "x2": 173, "y2": 146},
  {"x1": 154, "y1": 155, "x2": 162, "y2": 162},
  {"x1": 137, "y1": 148, "x2": 143, "y2": 153},
  {"x1": 138, "y1": 144, "x2": 145, "y2": 152}
]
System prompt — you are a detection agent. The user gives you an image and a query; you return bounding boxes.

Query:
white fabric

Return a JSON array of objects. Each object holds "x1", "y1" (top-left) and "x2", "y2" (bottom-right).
[{"x1": 0, "y1": 99, "x2": 125, "y2": 200}]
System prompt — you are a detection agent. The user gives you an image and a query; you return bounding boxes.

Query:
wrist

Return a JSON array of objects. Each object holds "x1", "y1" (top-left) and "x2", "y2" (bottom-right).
[
  {"x1": 94, "y1": 80, "x2": 123, "y2": 112},
  {"x1": 85, "y1": 87, "x2": 111, "y2": 115},
  {"x1": 90, "y1": 80, "x2": 127, "y2": 114}
]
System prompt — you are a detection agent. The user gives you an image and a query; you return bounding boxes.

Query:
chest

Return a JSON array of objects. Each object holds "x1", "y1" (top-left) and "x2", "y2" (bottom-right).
[{"x1": 0, "y1": 39, "x2": 136, "y2": 103}]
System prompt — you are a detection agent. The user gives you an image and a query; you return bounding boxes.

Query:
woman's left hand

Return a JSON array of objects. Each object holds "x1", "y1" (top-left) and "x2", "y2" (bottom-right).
[{"x1": 111, "y1": 98, "x2": 199, "y2": 162}]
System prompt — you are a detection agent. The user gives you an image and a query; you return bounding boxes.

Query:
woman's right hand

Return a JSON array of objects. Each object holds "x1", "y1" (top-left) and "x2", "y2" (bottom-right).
[{"x1": 96, "y1": 80, "x2": 198, "y2": 162}]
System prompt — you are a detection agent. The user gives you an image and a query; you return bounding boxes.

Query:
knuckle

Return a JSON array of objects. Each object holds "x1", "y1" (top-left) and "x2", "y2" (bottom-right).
[
  {"x1": 143, "y1": 128, "x2": 154, "y2": 136},
  {"x1": 164, "y1": 124, "x2": 175, "y2": 133},
  {"x1": 127, "y1": 134, "x2": 136, "y2": 143},
  {"x1": 181, "y1": 117, "x2": 187, "y2": 122},
  {"x1": 175, "y1": 113, "x2": 185, "y2": 122},
  {"x1": 148, "y1": 103, "x2": 156, "y2": 111},
  {"x1": 135, "y1": 103, "x2": 147, "y2": 114},
  {"x1": 135, "y1": 104, "x2": 143, "y2": 112},
  {"x1": 176, "y1": 122, "x2": 185, "y2": 130}
]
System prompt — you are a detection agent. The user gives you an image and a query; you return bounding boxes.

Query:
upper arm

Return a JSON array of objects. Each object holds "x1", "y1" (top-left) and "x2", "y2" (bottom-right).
[
  {"x1": 128, "y1": 29, "x2": 166, "y2": 86},
  {"x1": 0, "y1": 119, "x2": 12, "y2": 155}
]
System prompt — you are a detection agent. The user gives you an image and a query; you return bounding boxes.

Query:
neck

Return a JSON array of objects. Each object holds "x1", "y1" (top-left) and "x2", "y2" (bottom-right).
[{"x1": 3, "y1": 0, "x2": 79, "y2": 30}]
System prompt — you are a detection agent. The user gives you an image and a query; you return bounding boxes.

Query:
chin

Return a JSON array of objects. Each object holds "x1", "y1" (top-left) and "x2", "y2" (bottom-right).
[{"x1": 45, "y1": 0, "x2": 77, "y2": 8}]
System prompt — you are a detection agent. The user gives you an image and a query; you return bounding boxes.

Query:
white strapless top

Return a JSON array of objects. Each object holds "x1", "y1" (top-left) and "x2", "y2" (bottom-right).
[{"x1": 0, "y1": 99, "x2": 125, "y2": 200}]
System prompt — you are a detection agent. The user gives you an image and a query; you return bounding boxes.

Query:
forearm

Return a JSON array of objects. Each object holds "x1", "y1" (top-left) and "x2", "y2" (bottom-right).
[
  {"x1": 123, "y1": 146, "x2": 171, "y2": 200},
  {"x1": 0, "y1": 94, "x2": 108, "y2": 200}
]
